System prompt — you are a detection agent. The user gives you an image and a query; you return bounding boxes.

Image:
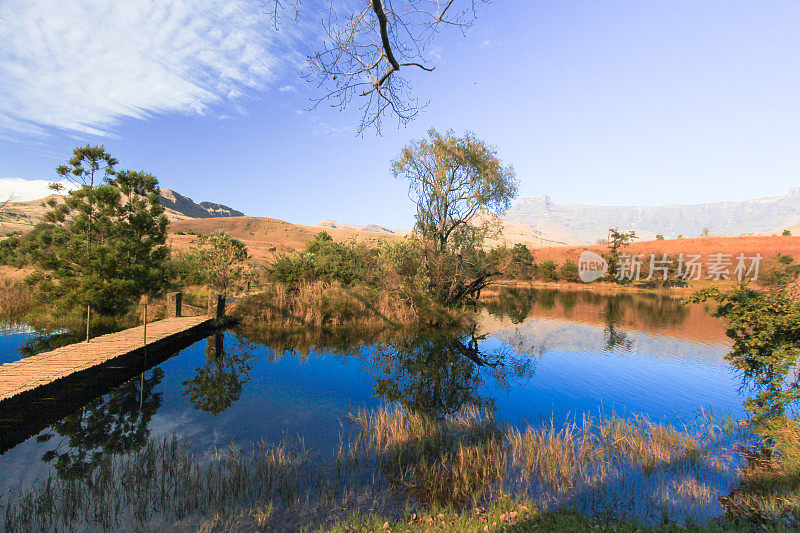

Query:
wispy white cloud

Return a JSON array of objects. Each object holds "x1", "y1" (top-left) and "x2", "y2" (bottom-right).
[
  {"x1": 0, "y1": 0, "x2": 293, "y2": 137},
  {"x1": 309, "y1": 115, "x2": 351, "y2": 137},
  {"x1": 0, "y1": 178, "x2": 77, "y2": 201}
]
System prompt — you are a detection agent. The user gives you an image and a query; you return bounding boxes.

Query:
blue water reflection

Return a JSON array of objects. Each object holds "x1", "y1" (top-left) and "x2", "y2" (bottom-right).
[{"x1": 0, "y1": 290, "x2": 742, "y2": 493}]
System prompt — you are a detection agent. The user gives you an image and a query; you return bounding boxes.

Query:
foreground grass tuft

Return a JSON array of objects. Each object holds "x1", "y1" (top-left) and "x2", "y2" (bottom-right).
[{"x1": 1, "y1": 406, "x2": 792, "y2": 532}]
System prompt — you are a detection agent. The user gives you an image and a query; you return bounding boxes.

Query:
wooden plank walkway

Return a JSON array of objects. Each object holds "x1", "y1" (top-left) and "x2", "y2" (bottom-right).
[{"x1": 0, "y1": 316, "x2": 212, "y2": 404}]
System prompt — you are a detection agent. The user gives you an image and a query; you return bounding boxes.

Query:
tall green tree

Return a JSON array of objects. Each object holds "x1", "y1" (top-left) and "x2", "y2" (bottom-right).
[
  {"x1": 28, "y1": 147, "x2": 169, "y2": 337},
  {"x1": 509, "y1": 243, "x2": 535, "y2": 279},
  {"x1": 193, "y1": 231, "x2": 249, "y2": 296},
  {"x1": 605, "y1": 228, "x2": 637, "y2": 282},
  {"x1": 50, "y1": 146, "x2": 117, "y2": 338}
]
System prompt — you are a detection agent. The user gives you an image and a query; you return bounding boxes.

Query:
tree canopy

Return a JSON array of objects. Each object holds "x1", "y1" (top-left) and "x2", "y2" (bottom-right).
[
  {"x1": 24, "y1": 147, "x2": 169, "y2": 318},
  {"x1": 393, "y1": 129, "x2": 517, "y2": 250},
  {"x1": 193, "y1": 231, "x2": 249, "y2": 297}
]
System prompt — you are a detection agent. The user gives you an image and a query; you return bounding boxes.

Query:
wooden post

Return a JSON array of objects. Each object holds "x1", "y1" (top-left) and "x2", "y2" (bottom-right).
[
  {"x1": 207, "y1": 294, "x2": 225, "y2": 323},
  {"x1": 85, "y1": 304, "x2": 91, "y2": 343},
  {"x1": 141, "y1": 295, "x2": 149, "y2": 348},
  {"x1": 166, "y1": 292, "x2": 182, "y2": 318}
]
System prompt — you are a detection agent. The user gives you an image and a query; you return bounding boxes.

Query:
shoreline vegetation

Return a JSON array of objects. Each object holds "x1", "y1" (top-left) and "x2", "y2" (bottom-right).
[
  {"x1": 1, "y1": 138, "x2": 799, "y2": 531},
  {"x1": 1, "y1": 405, "x2": 780, "y2": 532}
]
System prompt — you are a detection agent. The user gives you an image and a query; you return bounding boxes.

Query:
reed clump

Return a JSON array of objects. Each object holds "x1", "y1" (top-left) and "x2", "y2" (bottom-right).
[
  {"x1": 0, "y1": 279, "x2": 33, "y2": 321},
  {"x1": 353, "y1": 406, "x2": 506, "y2": 507},
  {"x1": 235, "y1": 280, "x2": 449, "y2": 330},
  {"x1": 1, "y1": 406, "x2": 754, "y2": 532}
]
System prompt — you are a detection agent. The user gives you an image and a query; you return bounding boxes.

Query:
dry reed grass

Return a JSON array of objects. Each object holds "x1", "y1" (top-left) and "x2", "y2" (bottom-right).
[
  {"x1": 0, "y1": 279, "x2": 33, "y2": 321},
  {"x1": 235, "y1": 281, "x2": 432, "y2": 330},
  {"x1": 0, "y1": 406, "x2": 760, "y2": 531}
]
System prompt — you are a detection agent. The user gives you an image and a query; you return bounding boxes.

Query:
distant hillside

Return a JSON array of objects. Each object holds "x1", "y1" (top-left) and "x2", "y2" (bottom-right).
[
  {"x1": 317, "y1": 214, "x2": 570, "y2": 249},
  {"x1": 158, "y1": 189, "x2": 244, "y2": 219},
  {"x1": 170, "y1": 217, "x2": 399, "y2": 263},
  {"x1": 504, "y1": 188, "x2": 800, "y2": 244},
  {"x1": 0, "y1": 188, "x2": 245, "y2": 233},
  {"x1": 316, "y1": 220, "x2": 410, "y2": 236}
]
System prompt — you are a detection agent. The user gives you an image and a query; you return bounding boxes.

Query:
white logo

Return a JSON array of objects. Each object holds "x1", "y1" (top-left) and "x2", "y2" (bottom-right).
[{"x1": 579, "y1": 251, "x2": 607, "y2": 283}]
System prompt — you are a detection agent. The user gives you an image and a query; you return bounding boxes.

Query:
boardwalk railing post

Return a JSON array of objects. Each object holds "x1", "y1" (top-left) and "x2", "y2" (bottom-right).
[
  {"x1": 141, "y1": 295, "x2": 149, "y2": 349},
  {"x1": 166, "y1": 292, "x2": 182, "y2": 318},
  {"x1": 86, "y1": 304, "x2": 91, "y2": 343},
  {"x1": 207, "y1": 294, "x2": 225, "y2": 324}
]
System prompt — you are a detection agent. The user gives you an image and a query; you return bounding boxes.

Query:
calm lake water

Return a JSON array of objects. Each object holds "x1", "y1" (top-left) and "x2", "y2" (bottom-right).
[{"x1": 0, "y1": 289, "x2": 743, "y2": 493}]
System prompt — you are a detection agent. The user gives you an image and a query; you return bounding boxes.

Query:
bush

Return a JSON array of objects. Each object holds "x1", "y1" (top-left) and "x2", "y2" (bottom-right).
[
  {"x1": 509, "y1": 243, "x2": 534, "y2": 279},
  {"x1": 558, "y1": 259, "x2": 579, "y2": 282},
  {"x1": 759, "y1": 254, "x2": 800, "y2": 287},
  {"x1": 266, "y1": 232, "x2": 376, "y2": 287},
  {"x1": 537, "y1": 259, "x2": 558, "y2": 282}
]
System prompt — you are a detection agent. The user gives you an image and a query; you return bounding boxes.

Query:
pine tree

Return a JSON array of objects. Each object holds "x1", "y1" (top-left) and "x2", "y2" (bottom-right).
[{"x1": 29, "y1": 147, "x2": 169, "y2": 339}]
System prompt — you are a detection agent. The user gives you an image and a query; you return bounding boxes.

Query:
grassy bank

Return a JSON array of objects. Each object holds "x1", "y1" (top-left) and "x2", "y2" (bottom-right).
[
  {"x1": 3, "y1": 405, "x2": 780, "y2": 532},
  {"x1": 487, "y1": 278, "x2": 721, "y2": 298},
  {"x1": 234, "y1": 281, "x2": 471, "y2": 331}
]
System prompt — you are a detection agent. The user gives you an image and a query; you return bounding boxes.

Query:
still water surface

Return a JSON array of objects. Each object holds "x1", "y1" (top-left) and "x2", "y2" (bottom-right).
[{"x1": 0, "y1": 289, "x2": 741, "y2": 493}]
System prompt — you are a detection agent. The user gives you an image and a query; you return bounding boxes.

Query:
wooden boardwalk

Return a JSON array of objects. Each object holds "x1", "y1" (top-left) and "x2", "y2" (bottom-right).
[{"x1": 0, "y1": 315, "x2": 213, "y2": 404}]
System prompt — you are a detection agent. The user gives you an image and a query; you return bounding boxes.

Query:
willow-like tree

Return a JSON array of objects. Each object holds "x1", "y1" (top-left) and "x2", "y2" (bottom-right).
[
  {"x1": 388, "y1": 129, "x2": 516, "y2": 307},
  {"x1": 29, "y1": 147, "x2": 169, "y2": 338},
  {"x1": 393, "y1": 129, "x2": 517, "y2": 250}
]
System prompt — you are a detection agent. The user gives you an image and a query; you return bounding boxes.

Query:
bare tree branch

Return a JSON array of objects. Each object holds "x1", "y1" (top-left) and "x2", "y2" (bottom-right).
[{"x1": 269, "y1": 0, "x2": 488, "y2": 134}]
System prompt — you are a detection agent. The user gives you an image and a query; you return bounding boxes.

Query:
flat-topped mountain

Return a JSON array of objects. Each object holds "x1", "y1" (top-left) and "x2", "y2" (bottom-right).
[{"x1": 504, "y1": 188, "x2": 800, "y2": 244}]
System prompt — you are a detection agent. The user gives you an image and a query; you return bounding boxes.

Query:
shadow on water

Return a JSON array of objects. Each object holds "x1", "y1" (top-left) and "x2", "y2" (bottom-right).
[
  {"x1": 34, "y1": 367, "x2": 164, "y2": 480},
  {"x1": 365, "y1": 329, "x2": 535, "y2": 418},
  {"x1": 0, "y1": 325, "x2": 226, "y2": 455}
]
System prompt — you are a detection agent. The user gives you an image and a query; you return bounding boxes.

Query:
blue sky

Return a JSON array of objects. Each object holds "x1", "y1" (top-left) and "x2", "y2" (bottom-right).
[{"x1": 0, "y1": 0, "x2": 798, "y2": 228}]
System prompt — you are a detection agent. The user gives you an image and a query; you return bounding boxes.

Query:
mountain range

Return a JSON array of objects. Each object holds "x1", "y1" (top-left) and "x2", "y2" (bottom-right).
[
  {"x1": 5, "y1": 184, "x2": 800, "y2": 249},
  {"x1": 157, "y1": 189, "x2": 244, "y2": 219},
  {"x1": 319, "y1": 189, "x2": 800, "y2": 247},
  {"x1": 0, "y1": 188, "x2": 244, "y2": 233},
  {"x1": 504, "y1": 188, "x2": 800, "y2": 244}
]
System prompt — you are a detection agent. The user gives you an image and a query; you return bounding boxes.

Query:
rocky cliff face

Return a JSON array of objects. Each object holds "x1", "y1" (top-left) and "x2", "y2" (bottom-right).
[
  {"x1": 504, "y1": 188, "x2": 800, "y2": 244},
  {"x1": 158, "y1": 189, "x2": 244, "y2": 219}
]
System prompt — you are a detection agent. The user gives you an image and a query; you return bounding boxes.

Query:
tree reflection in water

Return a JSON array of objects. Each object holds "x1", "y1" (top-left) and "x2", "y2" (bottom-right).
[
  {"x1": 36, "y1": 367, "x2": 164, "y2": 480},
  {"x1": 601, "y1": 298, "x2": 633, "y2": 351},
  {"x1": 182, "y1": 334, "x2": 256, "y2": 416},
  {"x1": 483, "y1": 288, "x2": 694, "y2": 353},
  {"x1": 239, "y1": 325, "x2": 536, "y2": 419}
]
